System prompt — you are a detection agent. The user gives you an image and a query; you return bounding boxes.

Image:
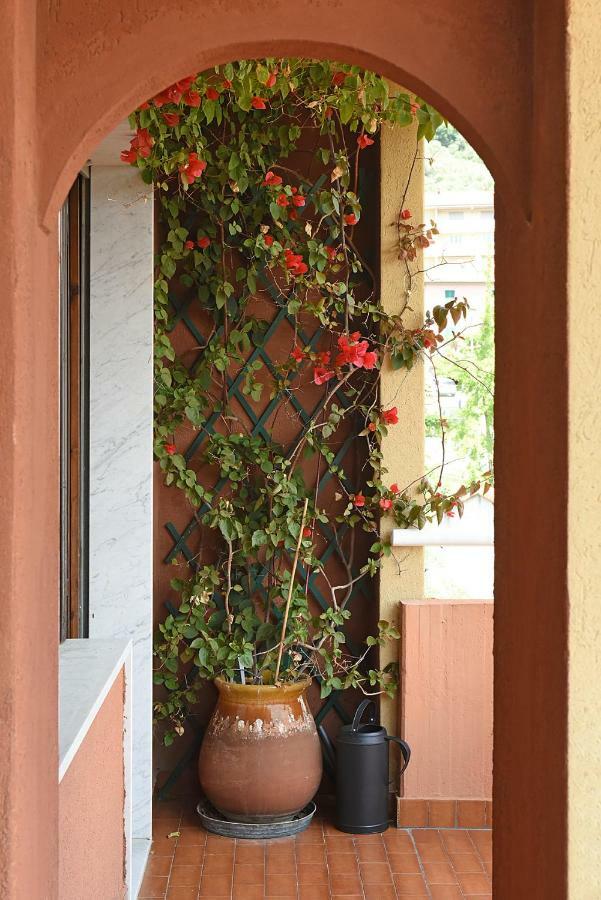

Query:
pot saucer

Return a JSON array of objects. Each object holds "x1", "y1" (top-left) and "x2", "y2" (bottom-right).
[{"x1": 196, "y1": 799, "x2": 316, "y2": 839}]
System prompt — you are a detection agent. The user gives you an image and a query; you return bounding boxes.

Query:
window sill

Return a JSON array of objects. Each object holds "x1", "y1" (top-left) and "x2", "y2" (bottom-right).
[{"x1": 59, "y1": 637, "x2": 131, "y2": 782}]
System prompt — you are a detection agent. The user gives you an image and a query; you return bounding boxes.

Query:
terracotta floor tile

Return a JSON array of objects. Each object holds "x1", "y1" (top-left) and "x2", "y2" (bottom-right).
[
  {"x1": 415, "y1": 843, "x2": 448, "y2": 862},
  {"x1": 198, "y1": 874, "x2": 232, "y2": 897},
  {"x1": 383, "y1": 830, "x2": 414, "y2": 851},
  {"x1": 422, "y1": 861, "x2": 457, "y2": 884},
  {"x1": 325, "y1": 836, "x2": 355, "y2": 853},
  {"x1": 457, "y1": 801, "x2": 486, "y2": 829},
  {"x1": 151, "y1": 837, "x2": 178, "y2": 856},
  {"x1": 412, "y1": 828, "x2": 442, "y2": 845},
  {"x1": 296, "y1": 829, "x2": 326, "y2": 844},
  {"x1": 265, "y1": 873, "x2": 298, "y2": 897},
  {"x1": 387, "y1": 851, "x2": 420, "y2": 873},
  {"x1": 169, "y1": 865, "x2": 202, "y2": 887},
  {"x1": 235, "y1": 843, "x2": 265, "y2": 864},
  {"x1": 447, "y1": 852, "x2": 484, "y2": 873},
  {"x1": 166, "y1": 887, "x2": 199, "y2": 900},
  {"x1": 177, "y1": 830, "x2": 206, "y2": 847},
  {"x1": 267, "y1": 856, "x2": 297, "y2": 874},
  {"x1": 154, "y1": 819, "x2": 182, "y2": 838},
  {"x1": 470, "y1": 829, "x2": 492, "y2": 861},
  {"x1": 298, "y1": 886, "x2": 331, "y2": 900},
  {"x1": 147, "y1": 855, "x2": 173, "y2": 877},
  {"x1": 393, "y1": 873, "x2": 429, "y2": 896},
  {"x1": 429, "y1": 886, "x2": 463, "y2": 899},
  {"x1": 355, "y1": 841, "x2": 387, "y2": 862},
  {"x1": 363, "y1": 884, "x2": 397, "y2": 900},
  {"x1": 327, "y1": 873, "x2": 363, "y2": 894},
  {"x1": 464, "y1": 896, "x2": 492, "y2": 900},
  {"x1": 358, "y1": 861, "x2": 393, "y2": 884},
  {"x1": 139, "y1": 874, "x2": 169, "y2": 898},
  {"x1": 155, "y1": 800, "x2": 183, "y2": 819},
  {"x1": 326, "y1": 853, "x2": 359, "y2": 874},
  {"x1": 204, "y1": 834, "x2": 235, "y2": 853},
  {"x1": 297, "y1": 863, "x2": 329, "y2": 883},
  {"x1": 173, "y1": 846, "x2": 204, "y2": 866},
  {"x1": 233, "y1": 862, "x2": 265, "y2": 884},
  {"x1": 440, "y1": 830, "x2": 473, "y2": 853},
  {"x1": 202, "y1": 854, "x2": 234, "y2": 875},
  {"x1": 296, "y1": 844, "x2": 327, "y2": 864},
  {"x1": 457, "y1": 871, "x2": 492, "y2": 894},
  {"x1": 232, "y1": 884, "x2": 264, "y2": 900}
]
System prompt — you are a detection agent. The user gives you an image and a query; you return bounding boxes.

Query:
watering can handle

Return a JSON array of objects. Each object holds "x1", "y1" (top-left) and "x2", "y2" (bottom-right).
[
  {"x1": 386, "y1": 736, "x2": 411, "y2": 776},
  {"x1": 351, "y1": 699, "x2": 377, "y2": 731}
]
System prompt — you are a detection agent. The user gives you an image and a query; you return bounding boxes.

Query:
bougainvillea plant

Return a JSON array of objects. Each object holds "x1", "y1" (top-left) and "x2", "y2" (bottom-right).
[{"x1": 122, "y1": 58, "x2": 492, "y2": 744}]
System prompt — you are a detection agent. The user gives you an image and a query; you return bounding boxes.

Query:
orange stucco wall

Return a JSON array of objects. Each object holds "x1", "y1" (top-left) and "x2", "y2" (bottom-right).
[
  {"x1": 399, "y1": 600, "x2": 493, "y2": 800},
  {"x1": 59, "y1": 671, "x2": 125, "y2": 900}
]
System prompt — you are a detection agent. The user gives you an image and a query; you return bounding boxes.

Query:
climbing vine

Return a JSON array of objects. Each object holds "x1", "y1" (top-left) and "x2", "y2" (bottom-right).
[{"x1": 122, "y1": 58, "x2": 492, "y2": 744}]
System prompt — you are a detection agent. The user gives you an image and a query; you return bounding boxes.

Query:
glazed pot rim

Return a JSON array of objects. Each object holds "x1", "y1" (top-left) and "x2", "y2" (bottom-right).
[{"x1": 214, "y1": 675, "x2": 312, "y2": 695}]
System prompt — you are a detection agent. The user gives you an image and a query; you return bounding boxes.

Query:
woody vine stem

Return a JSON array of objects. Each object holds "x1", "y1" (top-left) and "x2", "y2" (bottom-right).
[{"x1": 120, "y1": 58, "x2": 493, "y2": 745}]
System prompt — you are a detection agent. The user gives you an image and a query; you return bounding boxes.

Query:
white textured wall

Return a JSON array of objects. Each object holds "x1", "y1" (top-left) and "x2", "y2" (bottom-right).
[{"x1": 88, "y1": 166, "x2": 154, "y2": 878}]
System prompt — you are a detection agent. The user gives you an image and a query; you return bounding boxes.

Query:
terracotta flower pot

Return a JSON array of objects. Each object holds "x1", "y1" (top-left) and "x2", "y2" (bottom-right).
[{"x1": 198, "y1": 677, "x2": 322, "y2": 822}]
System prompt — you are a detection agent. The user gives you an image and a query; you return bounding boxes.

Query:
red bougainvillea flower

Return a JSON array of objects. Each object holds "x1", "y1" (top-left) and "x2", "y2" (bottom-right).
[
  {"x1": 291, "y1": 345, "x2": 304, "y2": 362},
  {"x1": 179, "y1": 152, "x2": 207, "y2": 185},
  {"x1": 390, "y1": 483, "x2": 399, "y2": 494},
  {"x1": 276, "y1": 193, "x2": 289, "y2": 207},
  {"x1": 332, "y1": 71, "x2": 347, "y2": 86},
  {"x1": 313, "y1": 365, "x2": 335, "y2": 386},
  {"x1": 368, "y1": 422, "x2": 376, "y2": 432},
  {"x1": 284, "y1": 248, "x2": 308, "y2": 276},
  {"x1": 120, "y1": 148, "x2": 138, "y2": 164},
  {"x1": 222, "y1": 78, "x2": 233, "y2": 89},
  {"x1": 263, "y1": 234, "x2": 274, "y2": 247},
  {"x1": 184, "y1": 240, "x2": 195, "y2": 250},
  {"x1": 165, "y1": 443, "x2": 176, "y2": 455},
  {"x1": 292, "y1": 194, "x2": 306, "y2": 207},
  {"x1": 265, "y1": 72, "x2": 277, "y2": 88},
  {"x1": 344, "y1": 213, "x2": 358, "y2": 226},
  {"x1": 163, "y1": 112, "x2": 180, "y2": 126},
  {"x1": 362, "y1": 351, "x2": 377, "y2": 369},
  {"x1": 400, "y1": 208, "x2": 412, "y2": 220},
  {"x1": 318, "y1": 351, "x2": 331, "y2": 365},
  {"x1": 325, "y1": 246, "x2": 337, "y2": 261},
  {"x1": 183, "y1": 89, "x2": 201, "y2": 107},
  {"x1": 121, "y1": 128, "x2": 154, "y2": 164},
  {"x1": 357, "y1": 134, "x2": 375, "y2": 149},
  {"x1": 205, "y1": 87, "x2": 219, "y2": 101},
  {"x1": 251, "y1": 96, "x2": 267, "y2": 109},
  {"x1": 410, "y1": 101, "x2": 420, "y2": 115},
  {"x1": 325, "y1": 106, "x2": 334, "y2": 119},
  {"x1": 262, "y1": 171, "x2": 283, "y2": 187},
  {"x1": 302, "y1": 526, "x2": 313, "y2": 538},
  {"x1": 353, "y1": 493, "x2": 366, "y2": 507},
  {"x1": 289, "y1": 209, "x2": 298, "y2": 220},
  {"x1": 382, "y1": 407, "x2": 399, "y2": 425},
  {"x1": 139, "y1": 101, "x2": 150, "y2": 111},
  {"x1": 197, "y1": 236, "x2": 211, "y2": 249},
  {"x1": 379, "y1": 498, "x2": 393, "y2": 510},
  {"x1": 335, "y1": 333, "x2": 378, "y2": 370}
]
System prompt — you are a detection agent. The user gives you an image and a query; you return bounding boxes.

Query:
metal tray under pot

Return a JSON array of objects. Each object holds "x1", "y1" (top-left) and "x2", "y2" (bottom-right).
[{"x1": 197, "y1": 799, "x2": 316, "y2": 840}]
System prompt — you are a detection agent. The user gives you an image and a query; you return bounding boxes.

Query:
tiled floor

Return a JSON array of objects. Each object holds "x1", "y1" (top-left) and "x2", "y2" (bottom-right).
[{"x1": 140, "y1": 794, "x2": 492, "y2": 899}]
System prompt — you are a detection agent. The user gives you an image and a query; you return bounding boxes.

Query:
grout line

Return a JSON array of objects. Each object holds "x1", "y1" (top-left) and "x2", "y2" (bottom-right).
[{"x1": 407, "y1": 829, "x2": 433, "y2": 899}]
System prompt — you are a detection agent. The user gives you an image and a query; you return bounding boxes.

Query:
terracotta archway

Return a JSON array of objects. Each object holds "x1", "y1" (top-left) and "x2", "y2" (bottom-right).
[{"x1": 1, "y1": 2, "x2": 568, "y2": 897}]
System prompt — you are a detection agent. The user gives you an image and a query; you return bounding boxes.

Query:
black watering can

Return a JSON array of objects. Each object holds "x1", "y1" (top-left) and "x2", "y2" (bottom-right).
[{"x1": 321, "y1": 699, "x2": 411, "y2": 834}]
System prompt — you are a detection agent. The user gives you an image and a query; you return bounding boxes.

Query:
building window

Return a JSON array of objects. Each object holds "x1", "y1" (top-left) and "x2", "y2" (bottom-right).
[
  {"x1": 59, "y1": 172, "x2": 91, "y2": 641},
  {"x1": 444, "y1": 289, "x2": 456, "y2": 299},
  {"x1": 449, "y1": 210, "x2": 464, "y2": 220}
]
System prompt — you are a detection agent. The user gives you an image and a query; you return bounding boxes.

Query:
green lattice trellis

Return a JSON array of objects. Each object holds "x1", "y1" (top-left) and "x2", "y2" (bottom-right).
[{"x1": 160, "y1": 171, "x2": 377, "y2": 789}]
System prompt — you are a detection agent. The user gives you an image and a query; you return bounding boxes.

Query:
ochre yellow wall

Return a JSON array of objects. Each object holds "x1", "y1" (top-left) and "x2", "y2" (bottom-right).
[
  {"x1": 379, "y1": 113, "x2": 425, "y2": 738},
  {"x1": 567, "y1": 3, "x2": 601, "y2": 895}
]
